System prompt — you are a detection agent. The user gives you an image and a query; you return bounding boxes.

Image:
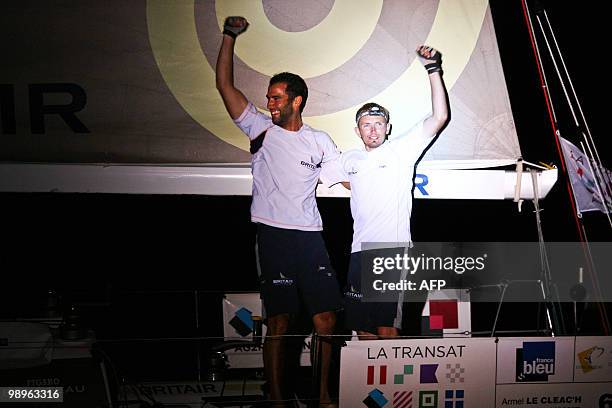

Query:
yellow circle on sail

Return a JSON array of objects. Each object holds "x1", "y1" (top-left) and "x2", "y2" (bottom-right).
[{"x1": 146, "y1": 0, "x2": 489, "y2": 152}]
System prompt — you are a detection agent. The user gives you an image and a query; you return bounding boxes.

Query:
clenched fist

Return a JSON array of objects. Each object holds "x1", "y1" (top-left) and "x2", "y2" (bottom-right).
[{"x1": 223, "y1": 16, "x2": 249, "y2": 39}]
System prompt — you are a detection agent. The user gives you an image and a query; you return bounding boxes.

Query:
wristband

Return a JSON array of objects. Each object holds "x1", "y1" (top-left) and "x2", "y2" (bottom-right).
[
  {"x1": 222, "y1": 29, "x2": 237, "y2": 39},
  {"x1": 424, "y1": 63, "x2": 442, "y2": 74}
]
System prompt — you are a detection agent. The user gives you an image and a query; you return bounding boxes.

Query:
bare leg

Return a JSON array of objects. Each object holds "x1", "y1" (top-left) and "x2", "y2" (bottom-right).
[
  {"x1": 356, "y1": 330, "x2": 377, "y2": 340},
  {"x1": 264, "y1": 313, "x2": 291, "y2": 407},
  {"x1": 312, "y1": 311, "x2": 337, "y2": 407},
  {"x1": 356, "y1": 326, "x2": 398, "y2": 340},
  {"x1": 377, "y1": 326, "x2": 399, "y2": 339}
]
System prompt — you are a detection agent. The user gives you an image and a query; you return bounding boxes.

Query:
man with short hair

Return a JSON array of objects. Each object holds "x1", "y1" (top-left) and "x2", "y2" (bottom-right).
[
  {"x1": 341, "y1": 46, "x2": 449, "y2": 339},
  {"x1": 216, "y1": 16, "x2": 343, "y2": 407}
]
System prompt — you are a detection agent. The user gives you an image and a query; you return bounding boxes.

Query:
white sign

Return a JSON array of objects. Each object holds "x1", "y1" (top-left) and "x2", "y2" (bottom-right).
[
  {"x1": 496, "y1": 382, "x2": 612, "y2": 408},
  {"x1": 222, "y1": 293, "x2": 311, "y2": 368},
  {"x1": 339, "y1": 338, "x2": 496, "y2": 407}
]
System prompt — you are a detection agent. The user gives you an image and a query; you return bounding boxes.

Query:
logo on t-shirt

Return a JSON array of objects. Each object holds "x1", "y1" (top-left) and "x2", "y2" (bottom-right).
[
  {"x1": 300, "y1": 160, "x2": 318, "y2": 171},
  {"x1": 345, "y1": 285, "x2": 362, "y2": 300}
]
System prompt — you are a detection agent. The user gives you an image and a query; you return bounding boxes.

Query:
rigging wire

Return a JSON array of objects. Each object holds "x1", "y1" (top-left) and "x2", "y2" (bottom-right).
[{"x1": 521, "y1": 0, "x2": 610, "y2": 334}]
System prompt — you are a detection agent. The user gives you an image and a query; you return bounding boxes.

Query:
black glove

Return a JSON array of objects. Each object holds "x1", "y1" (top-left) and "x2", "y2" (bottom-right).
[
  {"x1": 417, "y1": 45, "x2": 442, "y2": 75},
  {"x1": 223, "y1": 16, "x2": 249, "y2": 39}
]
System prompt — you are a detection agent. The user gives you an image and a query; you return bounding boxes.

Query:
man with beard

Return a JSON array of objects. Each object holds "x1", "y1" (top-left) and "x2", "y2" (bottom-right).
[{"x1": 216, "y1": 16, "x2": 343, "y2": 408}]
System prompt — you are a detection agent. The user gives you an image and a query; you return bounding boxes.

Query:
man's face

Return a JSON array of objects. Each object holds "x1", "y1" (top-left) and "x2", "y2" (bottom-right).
[
  {"x1": 266, "y1": 82, "x2": 296, "y2": 128},
  {"x1": 355, "y1": 115, "x2": 390, "y2": 151}
]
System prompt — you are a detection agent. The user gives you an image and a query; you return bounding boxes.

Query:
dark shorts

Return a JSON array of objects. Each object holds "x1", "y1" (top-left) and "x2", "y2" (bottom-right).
[
  {"x1": 256, "y1": 223, "x2": 342, "y2": 318},
  {"x1": 344, "y1": 248, "x2": 426, "y2": 334}
]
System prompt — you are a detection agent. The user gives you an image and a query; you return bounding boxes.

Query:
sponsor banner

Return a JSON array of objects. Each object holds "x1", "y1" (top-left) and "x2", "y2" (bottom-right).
[
  {"x1": 574, "y1": 336, "x2": 612, "y2": 382},
  {"x1": 222, "y1": 293, "x2": 311, "y2": 368},
  {"x1": 339, "y1": 338, "x2": 496, "y2": 407},
  {"x1": 496, "y1": 337, "x2": 574, "y2": 384},
  {"x1": 223, "y1": 293, "x2": 265, "y2": 340},
  {"x1": 496, "y1": 382, "x2": 612, "y2": 408},
  {"x1": 222, "y1": 293, "x2": 266, "y2": 369},
  {"x1": 121, "y1": 380, "x2": 264, "y2": 408}
]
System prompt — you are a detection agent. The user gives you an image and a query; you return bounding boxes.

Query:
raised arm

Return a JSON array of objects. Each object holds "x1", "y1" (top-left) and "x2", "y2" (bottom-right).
[
  {"x1": 417, "y1": 45, "x2": 449, "y2": 137},
  {"x1": 215, "y1": 17, "x2": 249, "y2": 119}
]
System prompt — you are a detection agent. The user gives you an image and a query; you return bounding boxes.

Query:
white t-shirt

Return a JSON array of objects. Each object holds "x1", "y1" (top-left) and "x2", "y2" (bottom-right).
[
  {"x1": 340, "y1": 122, "x2": 435, "y2": 252},
  {"x1": 235, "y1": 102, "x2": 343, "y2": 231}
]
